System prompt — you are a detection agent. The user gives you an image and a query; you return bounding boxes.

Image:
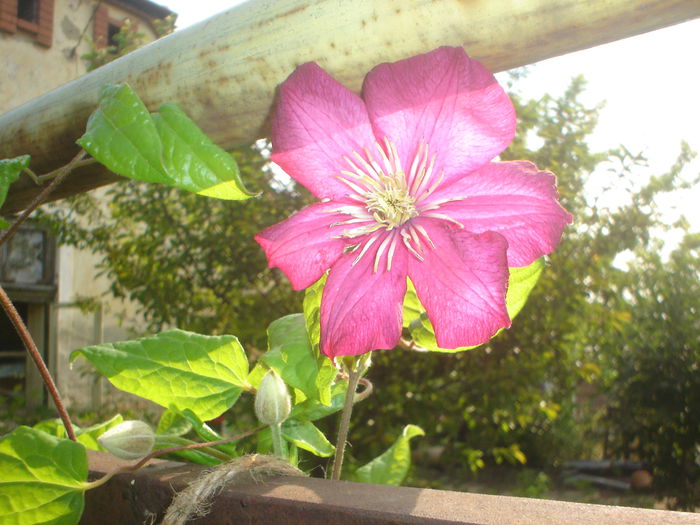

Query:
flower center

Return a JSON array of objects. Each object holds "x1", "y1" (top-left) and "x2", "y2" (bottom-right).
[
  {"x1": 364, "y1": 173, "x2": 418, "y2": 229},
  {"x1": 329, "y1": 138, "x2": 459, "y2": 273}
]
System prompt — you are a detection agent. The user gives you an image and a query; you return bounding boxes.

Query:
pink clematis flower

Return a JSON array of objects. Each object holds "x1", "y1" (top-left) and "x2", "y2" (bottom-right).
[{"x1": 255, "y1": 47, "x2": 572, "y2": 359}]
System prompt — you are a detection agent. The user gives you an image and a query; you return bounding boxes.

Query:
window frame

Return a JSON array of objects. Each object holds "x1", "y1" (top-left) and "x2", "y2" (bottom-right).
[{"x1": 0, "y1": 0, "x2": 54, "y2": 47}]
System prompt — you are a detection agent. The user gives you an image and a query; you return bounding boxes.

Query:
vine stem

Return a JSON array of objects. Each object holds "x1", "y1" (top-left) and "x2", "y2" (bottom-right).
[
  {"x1": 0, "y1": 149, "x2": 93, "y2": 441},
  {"x1": 0, "y1": 149, "x2": 88, "y2": 248},
  {"x1": 0, "y1": 284, "x2": 76, "y2": 441},
  {"x1": 270, "y1": 422, "x2": 284, "y2": 458},
  {"x1": 82, "y1": 425, "x2": 266, "y2": 491},
  {"x1": 330, "y1": 358, "x2": 366, "y2": 481}
]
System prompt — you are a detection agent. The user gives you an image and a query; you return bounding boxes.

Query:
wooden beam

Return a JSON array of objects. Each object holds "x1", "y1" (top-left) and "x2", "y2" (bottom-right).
[
  {"x1": 83, "y1": 451, "x2": 700, "y2": 525},
  {"x1": 2, "y1": 0, "x2": 699, "y2": 213}
]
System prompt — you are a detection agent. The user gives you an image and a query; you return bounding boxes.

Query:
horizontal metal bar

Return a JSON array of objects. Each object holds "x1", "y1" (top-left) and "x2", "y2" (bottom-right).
[
  {"x1": 2, "y1": 0, "x2": 700, "y2": 213},
  {"x1": 82, "y1": 451, "x2": 699, "y2": 525}
]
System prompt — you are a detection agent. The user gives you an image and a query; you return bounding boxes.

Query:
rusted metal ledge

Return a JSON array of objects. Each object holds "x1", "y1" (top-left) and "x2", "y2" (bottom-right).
[
  {"x1": 2, "y1": 0, "x2": 700, "y2": 214},
  {"x1": 82, "y1": 451, "x2": 698, "y2": 525}
]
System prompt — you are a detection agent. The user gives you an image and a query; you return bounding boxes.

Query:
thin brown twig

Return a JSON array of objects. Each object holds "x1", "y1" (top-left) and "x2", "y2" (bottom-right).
[
  {"x1": 0, "y1": 284, "x2": 76, "y2": 441},
  {"x1": 83, "y1": 424, "x2": 266, "y2": 490},
  {"x1": 0, "y1": 149, "x2": 89, "y2": 248}
]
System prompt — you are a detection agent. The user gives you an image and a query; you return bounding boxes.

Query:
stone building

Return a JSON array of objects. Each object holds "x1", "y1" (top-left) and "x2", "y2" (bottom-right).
[{"x1": 0, "y1": 0, "x2": 174, "y2": 411}]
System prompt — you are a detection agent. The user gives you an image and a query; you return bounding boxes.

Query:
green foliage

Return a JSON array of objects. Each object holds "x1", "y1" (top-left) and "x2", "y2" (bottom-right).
[
  {"x1": 353, "y1": 425, "x2": 424, "y2": 485},
  {"x1": 281, "y1": 420, "x2": 334, "y2": 457},
  {"x1": 0, "y1": 426, "x2": 88, "y2": 525},
  {"x1": 42, "y1": 142, "x2": 313, "y2": 350},
  {"x1": 33, "y1": 414, "x2": 124, "y2": 452},
  {"x1": 78, "y1": 84, "x2": 254, "y2": 199},
  {"x1": 155, "y1": 409, "x2": 192, "y2": 437},
  {"x1": 263, "y1": 314, "x2": 336, "y2": 406},
  {"x1": 513, "y1": 469, "x2": 552, "y2": 499},
  {"x1": 0, "y1": 154, "x2": 29, "y2": 227},
  {"x1": 70, "y1": 329, "x2": 250, "y2": 421},
  {"x1": 81, "y1": 17, "x2": 175, "y2": 72},
  {"x1": 605, "y1": 234, "x2": 700, "y2": 510}
]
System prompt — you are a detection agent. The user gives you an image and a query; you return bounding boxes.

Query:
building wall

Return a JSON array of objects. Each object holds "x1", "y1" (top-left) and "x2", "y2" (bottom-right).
[
  {"x1": 0, "y1": 0, "x2": 160, "y2": 114},
  {"x1": 1, "y1": 0, "x2": 168, "y2": 413}
]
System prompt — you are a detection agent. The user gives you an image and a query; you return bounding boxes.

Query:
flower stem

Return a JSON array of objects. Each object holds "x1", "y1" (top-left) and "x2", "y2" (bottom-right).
[
  {"x1": 330, "y1": 358, "x2": 366, "y2": 481},
  {"x1": 0, "y1": 284, "x2": 76, "y2": 441},
  {"x1": 270, "y1": 422, "x2": 284, "y2": 458}
]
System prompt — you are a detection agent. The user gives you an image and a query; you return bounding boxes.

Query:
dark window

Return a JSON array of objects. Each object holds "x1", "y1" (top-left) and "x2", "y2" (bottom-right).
[
  {"x1": 17, "y1": 0, "x2": 39, "y2": 24},
  {"x1": 107, "y1": 22, "x2": 121, "y2": 47},
  {"x1": 0, "y1": 302, "x2": 27, "y2": 393}
]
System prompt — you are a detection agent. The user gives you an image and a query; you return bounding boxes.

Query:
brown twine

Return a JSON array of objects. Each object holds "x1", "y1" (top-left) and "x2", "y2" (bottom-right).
[{"x1": 160, "y1": 454, "x2": 306, "y2": 525}]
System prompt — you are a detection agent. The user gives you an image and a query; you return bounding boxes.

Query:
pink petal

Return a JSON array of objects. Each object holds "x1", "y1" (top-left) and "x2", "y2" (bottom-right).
[
  {"x1": 272, "y1": 63, "x2": 377, "y2": 200},
  {"x1": 320, "y1": 231, "x2": 408, "y2": 358},
  {"x1": 363, "y1": 47, "x2": 515, "y2": 190},
  {"x1": 254, "y1": 201, "x2": 349, "y2": 290},
  {"x1": 425, "y1": 161, "x2": 573, "y2": 267},
  {"x1": 407, "y1": 220, "x2": 510, "y2": 348}
]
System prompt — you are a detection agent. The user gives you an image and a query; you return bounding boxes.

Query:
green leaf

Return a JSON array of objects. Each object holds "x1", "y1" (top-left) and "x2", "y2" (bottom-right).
[
  {"x1": 78, "y1": 84, "x2": 170, "y2": 184},
  {"x1": 353, "y1": 424, "x2": 424, "y2": 486},
  {"x1": 0, "y1": 426, "x2": 87, "y2": 525},
  {"x1": 281, "y1": 420, "x2": 334, "y2": 457},
  {"x1": 156, "y1": 409, "x2": 193, "y2": 437},
  {"x1": 404, "y1": 258, "x2": 545, "y2": 352},
  {"x1": 0, "y1": 154, "x2": 29, "y2": 225},
  {"x1": 177, "y1": 409, "x2": 237, "y2": 457},
  {"x1": 0, "y1": 154, "x2": 29, "y2": 208},
  {"x1": 247, "y1": 362, "x2": 268, "y2": 390},
  {"x1": 77, "y1": 84, "x2": 254, "y2": 200},
  {"x1": 289, "y1": 381, "x2": 347, "y2": 422},
  {"x1": 153, "y1": 103, "x2": 255, "y2": 199},
  {"x1": 153, "y1": 436, "x2": 222, "y2": 466},
  {"x1": 33, "y1": 415, "x2": 125, "y2": 452},
  {"x1": 504, "y1": 257, "x2": 545, "y2": 319},
  {"x1": 302, "y1": 274, "x2": 326, "y2": 353},
  {"x1": 262, "y1": 314, "x2": 335, "y2": 406},
  {"x1": 70, "y1": 329, "x2": 250, "y2": 421}
]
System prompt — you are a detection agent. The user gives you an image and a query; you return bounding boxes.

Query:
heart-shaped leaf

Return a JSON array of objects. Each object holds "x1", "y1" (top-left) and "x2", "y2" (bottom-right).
[
  {"x1": 0, "y1": 426, "x2": 88, "y2": 525},
  {"x1": 71, "y1": 329, "x2": 250, "y2": 421},
  {"x1": 353, "y1": 425, "x2": 424, "y2": 486}
]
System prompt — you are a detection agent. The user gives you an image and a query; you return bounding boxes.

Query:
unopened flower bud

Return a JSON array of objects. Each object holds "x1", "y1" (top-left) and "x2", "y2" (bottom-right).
[
  {"x1": 98, "y1": 420, "x2": 155, "y2": 460},
  {"x1": 255, "y1": 371, "x2": 291, "y2": 426}
]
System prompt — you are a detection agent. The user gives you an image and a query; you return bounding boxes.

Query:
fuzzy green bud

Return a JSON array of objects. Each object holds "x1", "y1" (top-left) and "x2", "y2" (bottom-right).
[
  {"x1": 255, "y1": 371, "x2": 291, "y2": 426},
  {"x1": 98, "y1": 420, "x2": 155, "y2": 460}
]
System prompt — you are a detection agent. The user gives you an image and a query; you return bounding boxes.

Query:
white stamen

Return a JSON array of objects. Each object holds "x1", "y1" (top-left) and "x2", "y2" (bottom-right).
[
  {"x1": 373, "y1": 232, "x2": 395, "y2": 273},
  {"x1": 386, "y1": 233, "x2": 399, "y2": 271},
  {"x1": 330, "y1": 138, "x2": 452, "y2": 267},
  {"x1": 401, "y1": 229, "x2": 425, "y2": 261},
  {"x1": 422, "y1": 212, "x2": 464, "y2": 228},
  {"x1": 413, "y1": 223, "x2": 436, "y2": 249},
  {"x1": 352, "y1": 234, "x2": 380, "y2": 266},
  {"x1": 354, "y1": 150, "x2": 380, "y2": 179}
]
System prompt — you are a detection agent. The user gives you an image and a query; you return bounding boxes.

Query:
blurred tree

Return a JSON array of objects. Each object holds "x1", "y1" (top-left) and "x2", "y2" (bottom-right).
[
  {"x1": 43, "y1": 143, "x2": 313, "y2": 350},
  {"x1": 606, "y1": 233, "x2": 700, "y2": 510}
]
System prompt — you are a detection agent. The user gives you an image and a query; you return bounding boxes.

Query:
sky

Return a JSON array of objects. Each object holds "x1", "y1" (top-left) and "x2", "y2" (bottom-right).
[{"x1": 158, "y1": 1, "x2": 699, "y2": 242}]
